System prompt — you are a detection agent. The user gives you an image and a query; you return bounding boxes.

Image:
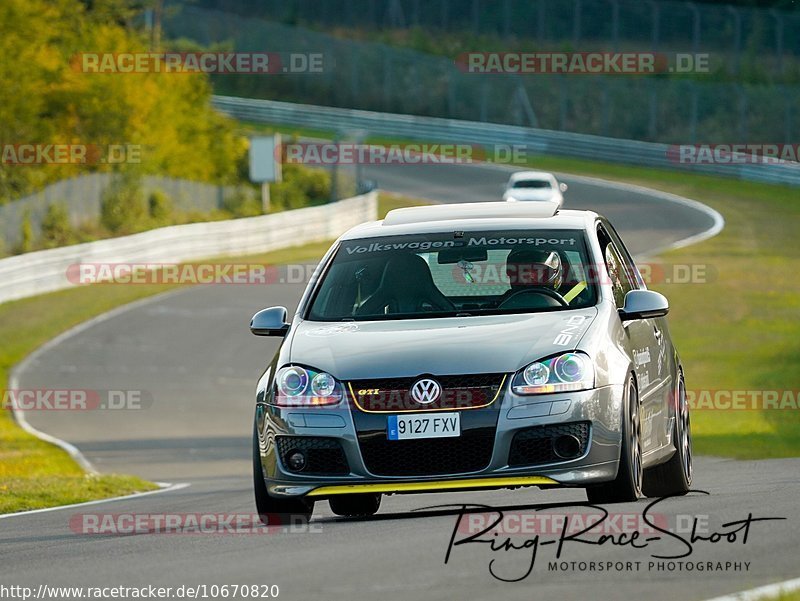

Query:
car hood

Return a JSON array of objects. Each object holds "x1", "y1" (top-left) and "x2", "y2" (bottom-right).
[{"x1": 287, "y1": 308, "x2": 598, "y2": 379}]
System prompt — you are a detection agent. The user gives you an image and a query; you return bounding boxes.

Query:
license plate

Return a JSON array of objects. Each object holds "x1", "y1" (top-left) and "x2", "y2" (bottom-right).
[{"x1": 387, "y1": 412, "x2": 461, "y2": 440}]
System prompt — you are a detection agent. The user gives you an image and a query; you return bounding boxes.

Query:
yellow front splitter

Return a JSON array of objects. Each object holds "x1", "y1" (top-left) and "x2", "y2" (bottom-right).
[{"x1": 306, "y1": 475, "x2": 558, "y2": 497}]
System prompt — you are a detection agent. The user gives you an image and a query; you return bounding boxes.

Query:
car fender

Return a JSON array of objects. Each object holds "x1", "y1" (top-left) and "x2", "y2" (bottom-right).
[{"x1": 576, "y1": 300, "x2": 633, "y2": 389}]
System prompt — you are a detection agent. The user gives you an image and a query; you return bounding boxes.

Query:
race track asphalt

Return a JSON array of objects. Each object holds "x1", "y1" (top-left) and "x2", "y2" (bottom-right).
[{"x1": 3, "y1": 161, "x2": 795, "y2": 601}]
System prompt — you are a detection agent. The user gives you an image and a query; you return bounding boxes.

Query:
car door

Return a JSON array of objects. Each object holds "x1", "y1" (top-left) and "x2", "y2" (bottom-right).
[
  {"x1": 602, "y1": 222, "x2": 673, "y2": 453},
  {"x1": 598, "y1": 225, "x2": 661, "y2": 454}
]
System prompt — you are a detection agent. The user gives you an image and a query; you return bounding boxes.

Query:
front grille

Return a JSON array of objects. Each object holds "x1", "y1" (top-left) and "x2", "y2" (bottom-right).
[
  {"x1": 348, "y1": 373, "x2": 506, "y2": 412},
  {"x1": 358, "y1": 427, "x2": 495, "y2": 476},
  {"x1": 276, "y1": 436, "x2": 349, "y2": 475},
  {"x1": 508, "y1": 422, "x2": 591, "y2": 467}
]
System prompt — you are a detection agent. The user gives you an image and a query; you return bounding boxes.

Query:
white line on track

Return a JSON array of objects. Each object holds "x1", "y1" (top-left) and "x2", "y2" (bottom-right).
[
  {"x1": 0, "y1": 482, "x2": 190, "y2": 520},
  {"x1": 553, "y1": 172, "x2": 725, "y2": 255},
  {"x1": 7, "y1": 287, "x2": 192, "y2": 473},
  {"x1": 402, "y1": 159, "x2": 726, "y2": 257},
  {"x1": 703, "y1": 576, "x2": 800, "y2": 601}
]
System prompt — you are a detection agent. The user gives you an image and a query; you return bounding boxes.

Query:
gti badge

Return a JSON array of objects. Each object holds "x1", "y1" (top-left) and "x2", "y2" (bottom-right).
[{"x1": 410, "y1": 378, "x2": 442, "y2": 405}]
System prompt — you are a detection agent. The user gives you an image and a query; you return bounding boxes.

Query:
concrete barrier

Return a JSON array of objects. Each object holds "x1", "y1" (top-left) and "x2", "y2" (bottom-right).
[{"x1": 0, "y1": 191, "x2": 378, "y2": 305}]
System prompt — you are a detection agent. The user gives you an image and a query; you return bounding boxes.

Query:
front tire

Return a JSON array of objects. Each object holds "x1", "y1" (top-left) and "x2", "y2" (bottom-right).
[
  {"x1": 253, "y1": 422, "x2": 314, "y2": 525},
  {"x1": 586, "y1": 375, "x2": 642, "y2": 504},
  {"x1": 643, "y1": 374, "x2": 692, "y2": 497},
  {"x1": 329, "y1": 494, "x2": 382, "y2": 518}
]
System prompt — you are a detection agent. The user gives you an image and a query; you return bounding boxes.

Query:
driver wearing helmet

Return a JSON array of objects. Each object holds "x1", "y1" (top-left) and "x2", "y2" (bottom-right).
[
  {"x1": 499, "y1": 248, "x2": 584, "y2": 308},
  {"x1": 505, "y1": 248, "x2": 563, "y2": 291}
]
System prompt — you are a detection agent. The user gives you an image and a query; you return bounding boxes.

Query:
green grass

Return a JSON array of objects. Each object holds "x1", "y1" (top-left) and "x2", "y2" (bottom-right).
[
  {"x1": 647, "y1": 185, "x2": 800, "y2": 459},
  {"x1": 237, "y1": 120, "x2": 338, "y2": 141},
  {"x1": 757, "y1": 590, "x2": 800, "y2": 601}
]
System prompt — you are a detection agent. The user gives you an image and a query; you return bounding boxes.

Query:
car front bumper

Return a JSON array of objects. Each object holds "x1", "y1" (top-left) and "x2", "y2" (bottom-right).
[{"x1": 255, "y1": 384, "x2": 624, "y2": 499}]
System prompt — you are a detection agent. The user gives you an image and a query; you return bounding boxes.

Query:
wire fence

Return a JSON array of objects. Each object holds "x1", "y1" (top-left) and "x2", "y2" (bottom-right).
[
  {"x1": 183, "y1": 0, "x2": 800, "y2": 75},
  {"x1": 165, "y1": 5, "x2": 800, "y2": 145}
]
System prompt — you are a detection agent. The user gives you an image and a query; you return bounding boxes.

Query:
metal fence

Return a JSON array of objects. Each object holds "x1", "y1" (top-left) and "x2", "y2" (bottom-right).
[
  {"x1": 165, "y1": 5, "x2": 800, "y2": 145},
  {"x1": 212, "y1": 95, "x2": 800, "y2": 187},
  {"x1": 0, "y1": 173, "x2": 252, "y2": 249}
]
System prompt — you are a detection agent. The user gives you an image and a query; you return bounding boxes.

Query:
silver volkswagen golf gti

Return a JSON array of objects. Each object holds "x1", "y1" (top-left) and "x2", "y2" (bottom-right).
[{"x1": 250, "y1": 202, "x2": 692, "y2": 522}]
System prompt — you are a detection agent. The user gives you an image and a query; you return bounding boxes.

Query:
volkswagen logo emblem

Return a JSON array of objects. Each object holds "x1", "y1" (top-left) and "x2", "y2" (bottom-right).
[{"x1": 410, "y1": 378, "x2": 441, "y2": 405}]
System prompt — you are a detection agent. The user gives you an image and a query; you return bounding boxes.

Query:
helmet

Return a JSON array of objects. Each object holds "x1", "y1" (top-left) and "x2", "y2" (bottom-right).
[{"x1": 505, "y1": 249, "x2": 563, "y2": 290}]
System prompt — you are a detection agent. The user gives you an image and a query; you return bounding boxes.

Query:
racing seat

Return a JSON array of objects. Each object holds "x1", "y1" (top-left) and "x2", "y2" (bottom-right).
[{"x1": 355, "y1": 254, "x2": 455, "y2": 316}]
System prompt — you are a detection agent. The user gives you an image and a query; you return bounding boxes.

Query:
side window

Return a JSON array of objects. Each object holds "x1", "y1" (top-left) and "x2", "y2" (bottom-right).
[
  {"x1": 604, "y1": 220, "x2": 645, "y2": 289},
  {"x1": 598, "y1": 226, "x2": 633, "y2": 307}
]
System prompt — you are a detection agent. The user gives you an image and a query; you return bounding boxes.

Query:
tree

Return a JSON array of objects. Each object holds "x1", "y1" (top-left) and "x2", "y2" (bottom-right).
[
  {"x1": 40, "y1": 202, "x2": 75, "y2": 248},
  {"x1": 0, "y1": 0, "x2": 247, "y2": 205}
]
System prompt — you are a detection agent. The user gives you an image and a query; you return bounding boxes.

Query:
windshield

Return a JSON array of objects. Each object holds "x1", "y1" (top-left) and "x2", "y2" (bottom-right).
[
  {"x1": 307, "y1": 229, "x2": 597, "y2": 321},
  {"x1": 512, "y1": 179, "x2": 552, "y2": 189}
]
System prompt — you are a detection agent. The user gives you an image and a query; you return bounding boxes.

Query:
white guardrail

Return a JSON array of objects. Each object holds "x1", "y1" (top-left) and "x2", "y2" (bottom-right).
[
  {"x1": 0, "y1": 191, "x2": 377, "y2": 305},
  {"x1": 212, "y1": 95, "x2": 800, "y2": 187}
]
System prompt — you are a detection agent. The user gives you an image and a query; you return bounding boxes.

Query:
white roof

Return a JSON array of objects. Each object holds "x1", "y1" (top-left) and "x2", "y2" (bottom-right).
[
  {"x1": 383, "y1": 200, "x2": 558, "y2": 225},
  {"x1": 340, "y1": 203, "x2": 598, "y2": 241},
  {"x1": 507, "y1": 170, "x2": 557, "y2": 182}
]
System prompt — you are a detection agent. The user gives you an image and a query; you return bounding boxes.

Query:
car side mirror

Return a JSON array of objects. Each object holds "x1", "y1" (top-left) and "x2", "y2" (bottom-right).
[
  {"x1": 619, "y1": 290, "x2": 669, "y2": 321},
  {"x1": 250, "y1": 306, "x2": 290, "y2": 336},
  {"x1": 559, "y1": 182, "x2": 568, "y2": 192}
]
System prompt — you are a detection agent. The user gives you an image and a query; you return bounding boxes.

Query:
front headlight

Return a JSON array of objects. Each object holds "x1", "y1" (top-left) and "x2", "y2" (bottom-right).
[
  {"x1": 273, "y1": 365, "x2": 342, "y2": 406},
  {"x1": 512, "y1": 352, "x2": 594, "y2": 395}
]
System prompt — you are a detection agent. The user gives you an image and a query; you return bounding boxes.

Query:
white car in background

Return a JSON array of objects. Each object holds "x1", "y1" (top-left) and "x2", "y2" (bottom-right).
[{"x1": 503, "y1": 171, "x2": 567, "y2": 206}]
